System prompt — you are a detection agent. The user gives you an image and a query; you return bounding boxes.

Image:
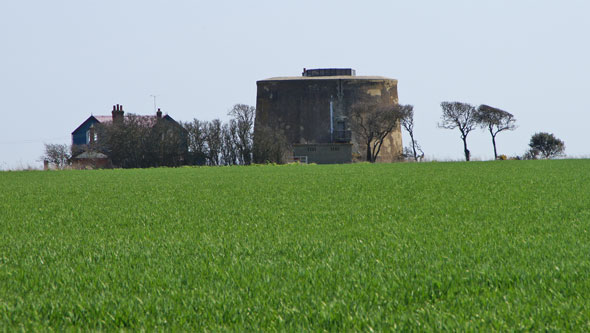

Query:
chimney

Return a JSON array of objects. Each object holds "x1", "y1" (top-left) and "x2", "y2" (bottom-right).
[
  {"x1": 156, "y1": 108, "x2": 162, "y2": 119},
  {"x1": 112, "y1": 104, "x2": 124, "y2": 122}
]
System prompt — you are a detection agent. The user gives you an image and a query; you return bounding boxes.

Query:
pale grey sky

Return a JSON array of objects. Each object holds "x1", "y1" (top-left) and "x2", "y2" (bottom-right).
[{"x1": 1, "y1": 0, "x2": 588, "y2": 169}]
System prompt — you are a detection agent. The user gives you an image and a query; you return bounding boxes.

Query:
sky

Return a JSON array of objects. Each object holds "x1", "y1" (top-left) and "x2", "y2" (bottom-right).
[{"x1": 1, "y1": 0, "x2": 589, "y2": 169}]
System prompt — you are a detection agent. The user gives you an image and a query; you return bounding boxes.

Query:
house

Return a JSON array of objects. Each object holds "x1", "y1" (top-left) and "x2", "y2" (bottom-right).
[
  {"x1": 71, "y1": 104, "x2": 185, "y2": 168},
  {"x1": 71, "y1": 104, "x2": 178, "y2": 146}
]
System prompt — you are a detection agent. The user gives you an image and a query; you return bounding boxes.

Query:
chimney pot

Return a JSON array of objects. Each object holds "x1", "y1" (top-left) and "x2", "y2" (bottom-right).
[{"x1": 112, "y1": 103, "x2": 124, "y2": 122}]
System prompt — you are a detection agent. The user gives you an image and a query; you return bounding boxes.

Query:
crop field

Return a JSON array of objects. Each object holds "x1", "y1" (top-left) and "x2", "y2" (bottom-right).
[{"x1": 1, "y1": 160, "x2": 590, "y2": 330}]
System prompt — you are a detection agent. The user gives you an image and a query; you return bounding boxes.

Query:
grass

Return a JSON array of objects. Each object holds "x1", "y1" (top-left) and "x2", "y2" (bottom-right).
[{"x1": 1, "y1": 160, "x2": 590, "y2": 330}]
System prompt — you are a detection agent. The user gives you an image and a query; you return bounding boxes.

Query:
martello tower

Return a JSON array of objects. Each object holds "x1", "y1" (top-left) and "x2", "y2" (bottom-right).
[{"x1": 254, "y1": 68, "x2": 402, "y2": 163}]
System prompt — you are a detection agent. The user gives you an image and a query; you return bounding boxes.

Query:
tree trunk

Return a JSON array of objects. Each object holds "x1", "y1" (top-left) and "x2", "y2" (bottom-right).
[
  {"x1": 491, "y1": 133, "x2": 498, "y2": 160},
  {"x1": 367, "y1": 141, "x2": 373, "y2": 162},
  {"x1": 462, "y1": 137, "x2": 470, "y2": 161},
  {"x1": 373, "y1": 143, "x2": 381, "y2": 162},
  {"x1": 410, "y1": 133, "x2": 418, "y2": 161}
]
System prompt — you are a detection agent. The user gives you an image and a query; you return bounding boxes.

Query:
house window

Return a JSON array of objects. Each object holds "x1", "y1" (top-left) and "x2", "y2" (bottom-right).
[
  {"x1": 307, "y1": 147, "x2": 316, "y2": 152},
  {"x1": 86, "y1": 129, "x2": 97, "y2": 144}
]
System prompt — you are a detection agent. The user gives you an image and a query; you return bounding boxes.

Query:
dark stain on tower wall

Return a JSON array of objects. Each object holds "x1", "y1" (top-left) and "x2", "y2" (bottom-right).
[{"x1": 255, "y1": 69, "x2": 402, "y2": 163}]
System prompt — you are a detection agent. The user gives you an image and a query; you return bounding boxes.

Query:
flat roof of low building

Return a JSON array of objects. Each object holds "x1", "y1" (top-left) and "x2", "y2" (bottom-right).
[{"x1": 73, "y1": 151, "x2": 109, "y2": 159}]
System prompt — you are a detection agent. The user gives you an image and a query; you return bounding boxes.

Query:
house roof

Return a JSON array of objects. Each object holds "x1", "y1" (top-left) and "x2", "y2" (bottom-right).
[
  {"x1": 73, "y1": 151, "x2": 109, "y2": 159},
  {"x1": 96, "y1": 114, "x2": 158, "y2": 126},
  {"x1": 93, "y1": 114, "x2": 169, "y2": 125},
  {"x1": 72, "y1": 114, "x2": 178, "y2": 135},
  {"x1": 71, "y1": 115, "x2": 99, "y2": 135},
  {"x1": 94, "y1": 116, "x2": 113, "y2": 122}
]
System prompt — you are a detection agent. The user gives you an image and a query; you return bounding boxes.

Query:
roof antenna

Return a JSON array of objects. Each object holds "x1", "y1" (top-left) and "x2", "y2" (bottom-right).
[{"x1": 150, "y1": 94, "x2": 158, "y2": 113}]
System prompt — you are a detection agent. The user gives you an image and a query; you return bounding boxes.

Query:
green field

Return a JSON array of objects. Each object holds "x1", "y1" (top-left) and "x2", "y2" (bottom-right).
[{"x1": 1, "y1": 160, "x2": 590, "y2": 330}]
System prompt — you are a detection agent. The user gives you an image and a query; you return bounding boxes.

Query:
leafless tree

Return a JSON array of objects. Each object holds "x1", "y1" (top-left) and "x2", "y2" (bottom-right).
[
  {"x1": 253, "y1": 124, "x2": 290, "y2": 164},
  {"x1": 350, "y1": 103, "x2": 404, "y2": 163},
  {"x1": 182, "y1": 119, "x2": 208, "y2": 165},
  {"x1": 438, "y1": 102, "x2": 478, "y2": 161},
  {"x1": 228, "y1": 104, "x2": 255, "y2": 165},
  {"x1": 41, "y1": 143, "x2": 71, "y2": 169},
  {"x1": 204, "y1": 119, "x2": 223, "y2": 166},
  {"x1": 221, "y1": 121, "x2": 239, "y2": 165},
  {"x1": 399, "y1": 104, "x2": 424, "y2": 161},
  {"x1": 184, "y1": 106, "x2": 254, "y2": 166},
  {"x1": 475, "y1": 104, "x2": 517, "y2": 159}
]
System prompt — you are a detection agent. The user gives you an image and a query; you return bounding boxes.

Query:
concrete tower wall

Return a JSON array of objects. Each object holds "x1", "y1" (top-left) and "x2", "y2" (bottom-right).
[{"x1": 255, "y1": 74, "x2": 402, "y2": 163}]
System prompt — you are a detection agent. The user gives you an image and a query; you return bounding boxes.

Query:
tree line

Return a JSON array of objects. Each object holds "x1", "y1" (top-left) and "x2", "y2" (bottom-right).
[
  {"x1": 347, "y1": 100, "x2": 564, "y2": 163},
  {"x1": 183, "y1": 104, "x2": 255, "y2": 166},
  {"x1": 43, "y1": 101, "x2": 565, "y2": 169},
  {"x1": 438, "y1": 101, "x2": 564, "y2": 161},
  {"x1": 44, "y1": 104, "x2": 256, "y2": 169}
]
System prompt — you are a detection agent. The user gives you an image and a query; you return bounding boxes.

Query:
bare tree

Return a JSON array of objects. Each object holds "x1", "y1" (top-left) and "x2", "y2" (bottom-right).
[
  {"x1": 350, "y1": 103, "x2": 404, "y2": 163},
  {"x1": 253, "y1": 124, "x2": 290, "y2": 164},
  {"x1": 184, "y1": 113, "x2": 252, "y2": 166},
  {"x1": 475, "y1": 105, "x2": 516, "y2": 159},
  {"x1": 183, "y1": 119, "x2": 208, "y2": 165},
  {"x1": 228, "y1": 104, "x2": 255, "y2": 165},
  {"x1": 438, "y1": 102, "x2": 478, "y2": 161},
  {"x1": 399, "y1": 104, "x2": 424, "y2": 161},
  {"x1": 41, "y1": 143, "x2": 71, "y2": 169},
  {"x1": 204, "y1": 119, "x2": 223, "y2": 166},
  {"x1": 221, "y1": 121, "x2": 238, "y2": 165},
  {"x1": 183, "y1": 106, "x2": 254, "y2": 166}
]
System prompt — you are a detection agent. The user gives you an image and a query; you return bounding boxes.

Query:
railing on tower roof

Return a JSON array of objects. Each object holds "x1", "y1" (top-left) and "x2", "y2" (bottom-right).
[{"x1": 302, "y1": 68, "x2": 356, "y2": 77}]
